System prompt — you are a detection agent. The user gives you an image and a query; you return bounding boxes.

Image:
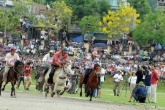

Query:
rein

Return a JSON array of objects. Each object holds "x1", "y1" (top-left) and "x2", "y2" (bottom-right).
[{"x1": 13, "y1": 65, "x2": 23, "y2": 74}]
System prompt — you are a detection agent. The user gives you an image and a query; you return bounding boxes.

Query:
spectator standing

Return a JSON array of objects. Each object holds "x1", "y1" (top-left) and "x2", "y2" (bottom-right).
[
  {"x1": 128, "y1": 71, "x2": 137, "y2": 102},
  {"x1": 150, "y1": 64, "x2": 159, "y2": 103},
  {"x1": 24, "y1": 62, "x2": 32, "y2": 91},
  {"x1": 145, "y1": 67, "x2": 151, "y2": 103},
  {"x1": 113, "y1": 70, "x2": 123, "y2": 96}
]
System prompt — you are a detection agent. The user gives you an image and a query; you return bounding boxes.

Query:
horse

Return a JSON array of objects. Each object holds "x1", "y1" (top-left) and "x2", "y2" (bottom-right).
[
  {"x1": 0, "y1": 60, "x2": 24, "y2": 97},
  {"x1": 79, "y1": 64, "x2": 101, "y2": 101},
  {"x1": 44, "y1": 64, "x2": 72, "y2": 97}
]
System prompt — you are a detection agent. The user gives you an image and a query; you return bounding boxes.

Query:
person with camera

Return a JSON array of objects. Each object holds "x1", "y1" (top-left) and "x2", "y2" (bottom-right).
[{"x1": 132, "y1": 81, "x2": 147, "y2": 103}]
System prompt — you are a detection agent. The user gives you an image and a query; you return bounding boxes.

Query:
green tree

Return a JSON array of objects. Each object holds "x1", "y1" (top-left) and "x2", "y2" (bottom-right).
[
  {"x1": 64, "y1": 0, "x2": 111, "y2": 22},
  {"x1": 79, "y1": 15, "x2": 100, "y2": 34},
  {"x1": 133, "y1": 9, "x2": 165, "y2": 46},
  {"x1": 127, "y1": 0, "x2": 151, "y2": 21}
]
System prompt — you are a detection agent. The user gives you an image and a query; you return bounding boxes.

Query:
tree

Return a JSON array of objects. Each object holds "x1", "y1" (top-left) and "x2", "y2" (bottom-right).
[
  {"x1": 64, "y1": 0, "x2": 111, "y2": 22},
  {"x1": 127, "y1": 0, "x2": 151, "y2": 21},
  {"x1": 51, "y1": 1, "x2": 72, "y2": 30},
  {"x1": 133, "y1": 9, "x2": 165, "y2": 46},
  {"x1": 100, "y1": 4, "x2": 140, "y2": 38},
  {"x1": 0, "y1": 0, "x2": 30, "y2": 32},
  {"x1": 79, "y1": 15, "x2": 100, "y2": 34}
]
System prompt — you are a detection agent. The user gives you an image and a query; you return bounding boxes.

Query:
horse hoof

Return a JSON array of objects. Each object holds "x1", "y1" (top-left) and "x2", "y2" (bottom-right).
[
  {"x1": 13, "y1": 95, "x2": 16, "y2": 98},
  {"x1": 51, "y1": 93, "x2": 55, "y2": 97}
]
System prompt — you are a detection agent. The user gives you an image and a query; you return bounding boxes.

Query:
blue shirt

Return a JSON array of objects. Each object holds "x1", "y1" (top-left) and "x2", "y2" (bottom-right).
[{"x1": 145, "y1": 74, "x2": 151, "y2": 86}]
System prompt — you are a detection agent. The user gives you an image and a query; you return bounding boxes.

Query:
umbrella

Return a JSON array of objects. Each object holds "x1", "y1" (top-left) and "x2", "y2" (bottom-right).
[
  {"x1": 93, "y1": 43, "x2": 107, "y2": 47},
  {"x1": 116, "y1": 58, "x2": 127, "y2": 64}
]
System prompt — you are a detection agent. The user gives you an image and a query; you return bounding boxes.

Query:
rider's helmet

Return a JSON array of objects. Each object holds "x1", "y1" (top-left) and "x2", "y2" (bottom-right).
[
  {"x1": 62, "y1": 47, "x2": 68, "y2": 53},
  {"x1": 49, "y1": 50, "x2": 54, "y2": 54},
  {"x1": 10, "y1": 47, "x2": 17, "y2": 51}
]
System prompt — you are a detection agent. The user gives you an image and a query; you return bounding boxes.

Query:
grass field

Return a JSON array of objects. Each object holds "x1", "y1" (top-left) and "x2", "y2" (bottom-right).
[{"x1": 3, "y1": 72, "x2": 165, "y2": 109}]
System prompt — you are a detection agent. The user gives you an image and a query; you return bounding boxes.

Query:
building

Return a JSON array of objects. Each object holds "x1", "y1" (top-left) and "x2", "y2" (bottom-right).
[
  {"x1": 109, "y1": 0, "x2": 129, "y2": 10},
  {"x1": 157, "y1": 0, "x2": 165, "y2": 7}
]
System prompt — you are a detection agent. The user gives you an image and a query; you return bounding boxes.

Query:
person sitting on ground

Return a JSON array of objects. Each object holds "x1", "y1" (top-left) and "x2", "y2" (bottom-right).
[{"x1": 132, "y1": 81, "x2": 147, "y2": 103}]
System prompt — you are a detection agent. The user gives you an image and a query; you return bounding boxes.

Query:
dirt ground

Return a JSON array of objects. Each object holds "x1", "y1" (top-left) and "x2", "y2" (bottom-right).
[{"x1": 0, "y1": 91, "x2": 164, "y2": 110}]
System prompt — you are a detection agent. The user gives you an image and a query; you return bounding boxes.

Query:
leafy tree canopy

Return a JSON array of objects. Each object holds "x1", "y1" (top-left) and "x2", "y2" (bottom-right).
[
  {"x1": 127, "y1": 0, "x2": 151, "y2": 21},
  {"x1": 133, "y1": 9, "x2": 165, "y2": 46},
  {"x1": 100, "y1": 4, "x2": 140, "y2": 38}
]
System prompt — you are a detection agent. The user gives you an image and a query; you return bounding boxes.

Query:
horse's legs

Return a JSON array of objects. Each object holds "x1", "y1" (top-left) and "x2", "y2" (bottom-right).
[
  {"x1": 11, "y1": 82, "x2": 15, "y2": 97},
  {"x1": 59, "y1": 83, "x2": 67, "y2": 95},
  {"x1": 1, "y1": 82, "x2": 7, "y2": 91},
  {"x1": 0, "y1": 81, "x2": 2, "y2": 96},
  {"x1": 51, "y1": 83, "x2": 57, "y2": 97},
  {"x1": 79, "y1": 83, "x2": 83, "y2": 97},
  {"x1": 90, "y1": 88, "x2": 94, "y2": 101}
]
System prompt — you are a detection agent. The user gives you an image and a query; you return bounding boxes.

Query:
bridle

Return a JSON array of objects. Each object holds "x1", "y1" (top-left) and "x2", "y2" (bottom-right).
[{"x1": 13, "y1": 64, "x2": 24, "y2": 74}]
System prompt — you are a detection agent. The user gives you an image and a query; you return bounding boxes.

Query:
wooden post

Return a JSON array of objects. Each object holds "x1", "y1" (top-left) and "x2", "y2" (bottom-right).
[
  {"x1": 84, "y1": 43, "x2": 89, "y2": 53},
  {"x1": 129, "y1": 45, "x2": 132, "y2": 55}
]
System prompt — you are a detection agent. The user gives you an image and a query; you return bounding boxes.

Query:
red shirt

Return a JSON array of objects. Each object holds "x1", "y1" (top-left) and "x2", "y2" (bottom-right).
[
  {"x1": 52, "y1": 50, "x2": 68, "y2": 65},
  {"x1": 24, "y1": 65, "x2": 31, "y2": 76},
  {"x1": 151, "y1": 69, "x2": 159, "y2": 84}
]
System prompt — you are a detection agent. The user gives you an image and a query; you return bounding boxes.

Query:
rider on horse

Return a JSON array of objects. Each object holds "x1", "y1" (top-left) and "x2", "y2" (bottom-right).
[
  {"x1": 47, "y1": 47, "x2": 69, "y2": 84},
  {"x1": 83, "y1": 51, "x2": 99, "y2": 86},
  {"x1": 2, "y1": 47, "x2": 20, "y2": 86},
  {"x1": 42, "y1": 50, "x2": 55, "y2": 65}
]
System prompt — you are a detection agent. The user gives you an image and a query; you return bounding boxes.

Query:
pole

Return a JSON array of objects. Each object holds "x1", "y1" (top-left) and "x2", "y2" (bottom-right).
[{"x1": 3, "y1": 0, "x2": 6, "y2": 38}]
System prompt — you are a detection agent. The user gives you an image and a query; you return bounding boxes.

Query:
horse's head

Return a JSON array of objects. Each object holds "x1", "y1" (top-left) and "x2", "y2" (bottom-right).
[
  {"x1": 14, "y1": 60, "x2": 24, "y2": 74},
  {"x1": 63, "y1": 64, "x2": 72, "y2": 75},
  {"x1": 94, "y1": 64, "x2": 101, "y2": 73}
]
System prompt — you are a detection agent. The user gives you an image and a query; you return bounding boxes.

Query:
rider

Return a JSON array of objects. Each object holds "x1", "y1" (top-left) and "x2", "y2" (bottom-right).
[
  {"x1": 47, "y1": 47, "x2": 69, "y2": 84},
  {"x1": 51, "y1": 47, "x2": 69, "y2": 68},
  {"x1": 2, "y1": 47, "x2": 20, "y2": 86},
  {"x1": 83, "y1": 51, "x2": 99, "y2": 85},
  {"x1": 42, "y1": 50, "x2": 55, "y2": 65}
]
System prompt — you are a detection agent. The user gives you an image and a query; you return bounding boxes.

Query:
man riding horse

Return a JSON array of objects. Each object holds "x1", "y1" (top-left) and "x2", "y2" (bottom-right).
[
  {"x1": 42, "y1": 50, "x2": 55, "y2": 65},
  {"x1": 48, "y1": 47, "x2": 69, "y2": 84},
  {"x1": 2, "y1": 47, "x2": 20, "y2": 86},
  {"x1": 83, "y1": 51, "x2": 99, "y2": 92}
]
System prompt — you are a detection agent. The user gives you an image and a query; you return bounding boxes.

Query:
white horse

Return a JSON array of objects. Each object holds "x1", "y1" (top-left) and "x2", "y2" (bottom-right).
[{"x1": 44, "y1": 64, "x2": 73, "y2": 97}]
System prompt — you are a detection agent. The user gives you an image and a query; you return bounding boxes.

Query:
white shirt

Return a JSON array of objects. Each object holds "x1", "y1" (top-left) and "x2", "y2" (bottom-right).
[
  {"x1": 5, "y1": 53, "x2": 20, "y2": 66},
  {"x1": 42, "y1": 53, "x2": 53, "y2": 64},
  {"x1": 128, "y1": 76, "x2": 137, "y2": 85},
  {"x1": 113, "y1": 74, "x2": 123, "y2": 82},
  {"x1": 100, "y1": 68, "x2": 105, "y2": 82},
  {"x1": 85, "y1": 56, "x2": 99, "y2": 69}
]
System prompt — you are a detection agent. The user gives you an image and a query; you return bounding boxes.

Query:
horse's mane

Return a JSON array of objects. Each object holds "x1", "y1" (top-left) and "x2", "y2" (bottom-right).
[{"x1": 14, "y1": 60, "x2": 24, "y2": 67}]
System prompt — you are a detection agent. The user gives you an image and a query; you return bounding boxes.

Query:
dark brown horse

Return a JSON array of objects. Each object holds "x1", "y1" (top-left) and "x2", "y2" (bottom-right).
[
  {"x1": 0, "y1": 60, "x2": 24, "y2": 97},
  {"x1": 79, "y1": 64, "x2": 101, "y2": 101}
]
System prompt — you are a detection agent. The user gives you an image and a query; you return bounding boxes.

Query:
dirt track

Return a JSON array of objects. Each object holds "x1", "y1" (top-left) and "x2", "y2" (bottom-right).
[{"x1": 0, "y1": 91, "x2": 164, "y2": 110}]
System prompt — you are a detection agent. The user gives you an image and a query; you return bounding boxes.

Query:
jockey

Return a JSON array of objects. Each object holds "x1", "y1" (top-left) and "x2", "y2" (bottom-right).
[
  {"x1": 42, "y1": 50, "x2": 55, "y2": 65},
  {"x1": 47, "y1": 47, "x2": 69, "y2": 84},
  {"x1": 83, "y1": 51, "x2": 99, "y2": 84},
  {"x1": 51, "y1": 47, "x2": 69, "y2": 68},
  {"x1": 2, "y1": 47, "x2": 20, "y2": 85}
]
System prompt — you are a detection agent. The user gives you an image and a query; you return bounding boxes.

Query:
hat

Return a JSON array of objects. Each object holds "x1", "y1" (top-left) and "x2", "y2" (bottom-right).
[
  {"x1": 92, "y1": 51, "x2": 98, "y2": 57},
  {"x1": 11, "y1": 47, "x2": 16, "y2": 51},
  {"x1": 138, "y1": 81, "x2": 144, "y2": 86},
  {"x1": 49, "y1": 50, "x2": 54, "y2": 53},
  {"x1": 62, "y1": 47, "x2": 68, "y2": 53},
  {"x1": 118, "y1": 70, "x2": 122, "y2": 73}
]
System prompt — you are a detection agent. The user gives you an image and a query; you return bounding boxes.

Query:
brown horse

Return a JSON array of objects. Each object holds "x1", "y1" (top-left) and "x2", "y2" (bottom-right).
[
  {"x1": 79, "y1": 64, "x2": 101, "y2": 101},
  {"x1": 0, "y1": 60, "x2": 24, "y2": 97}
]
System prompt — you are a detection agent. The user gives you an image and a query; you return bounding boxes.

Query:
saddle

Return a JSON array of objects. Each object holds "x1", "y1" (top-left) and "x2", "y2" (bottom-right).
[{"x1": 47, "y1": 65, "x2": 59, "y2": 84}]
